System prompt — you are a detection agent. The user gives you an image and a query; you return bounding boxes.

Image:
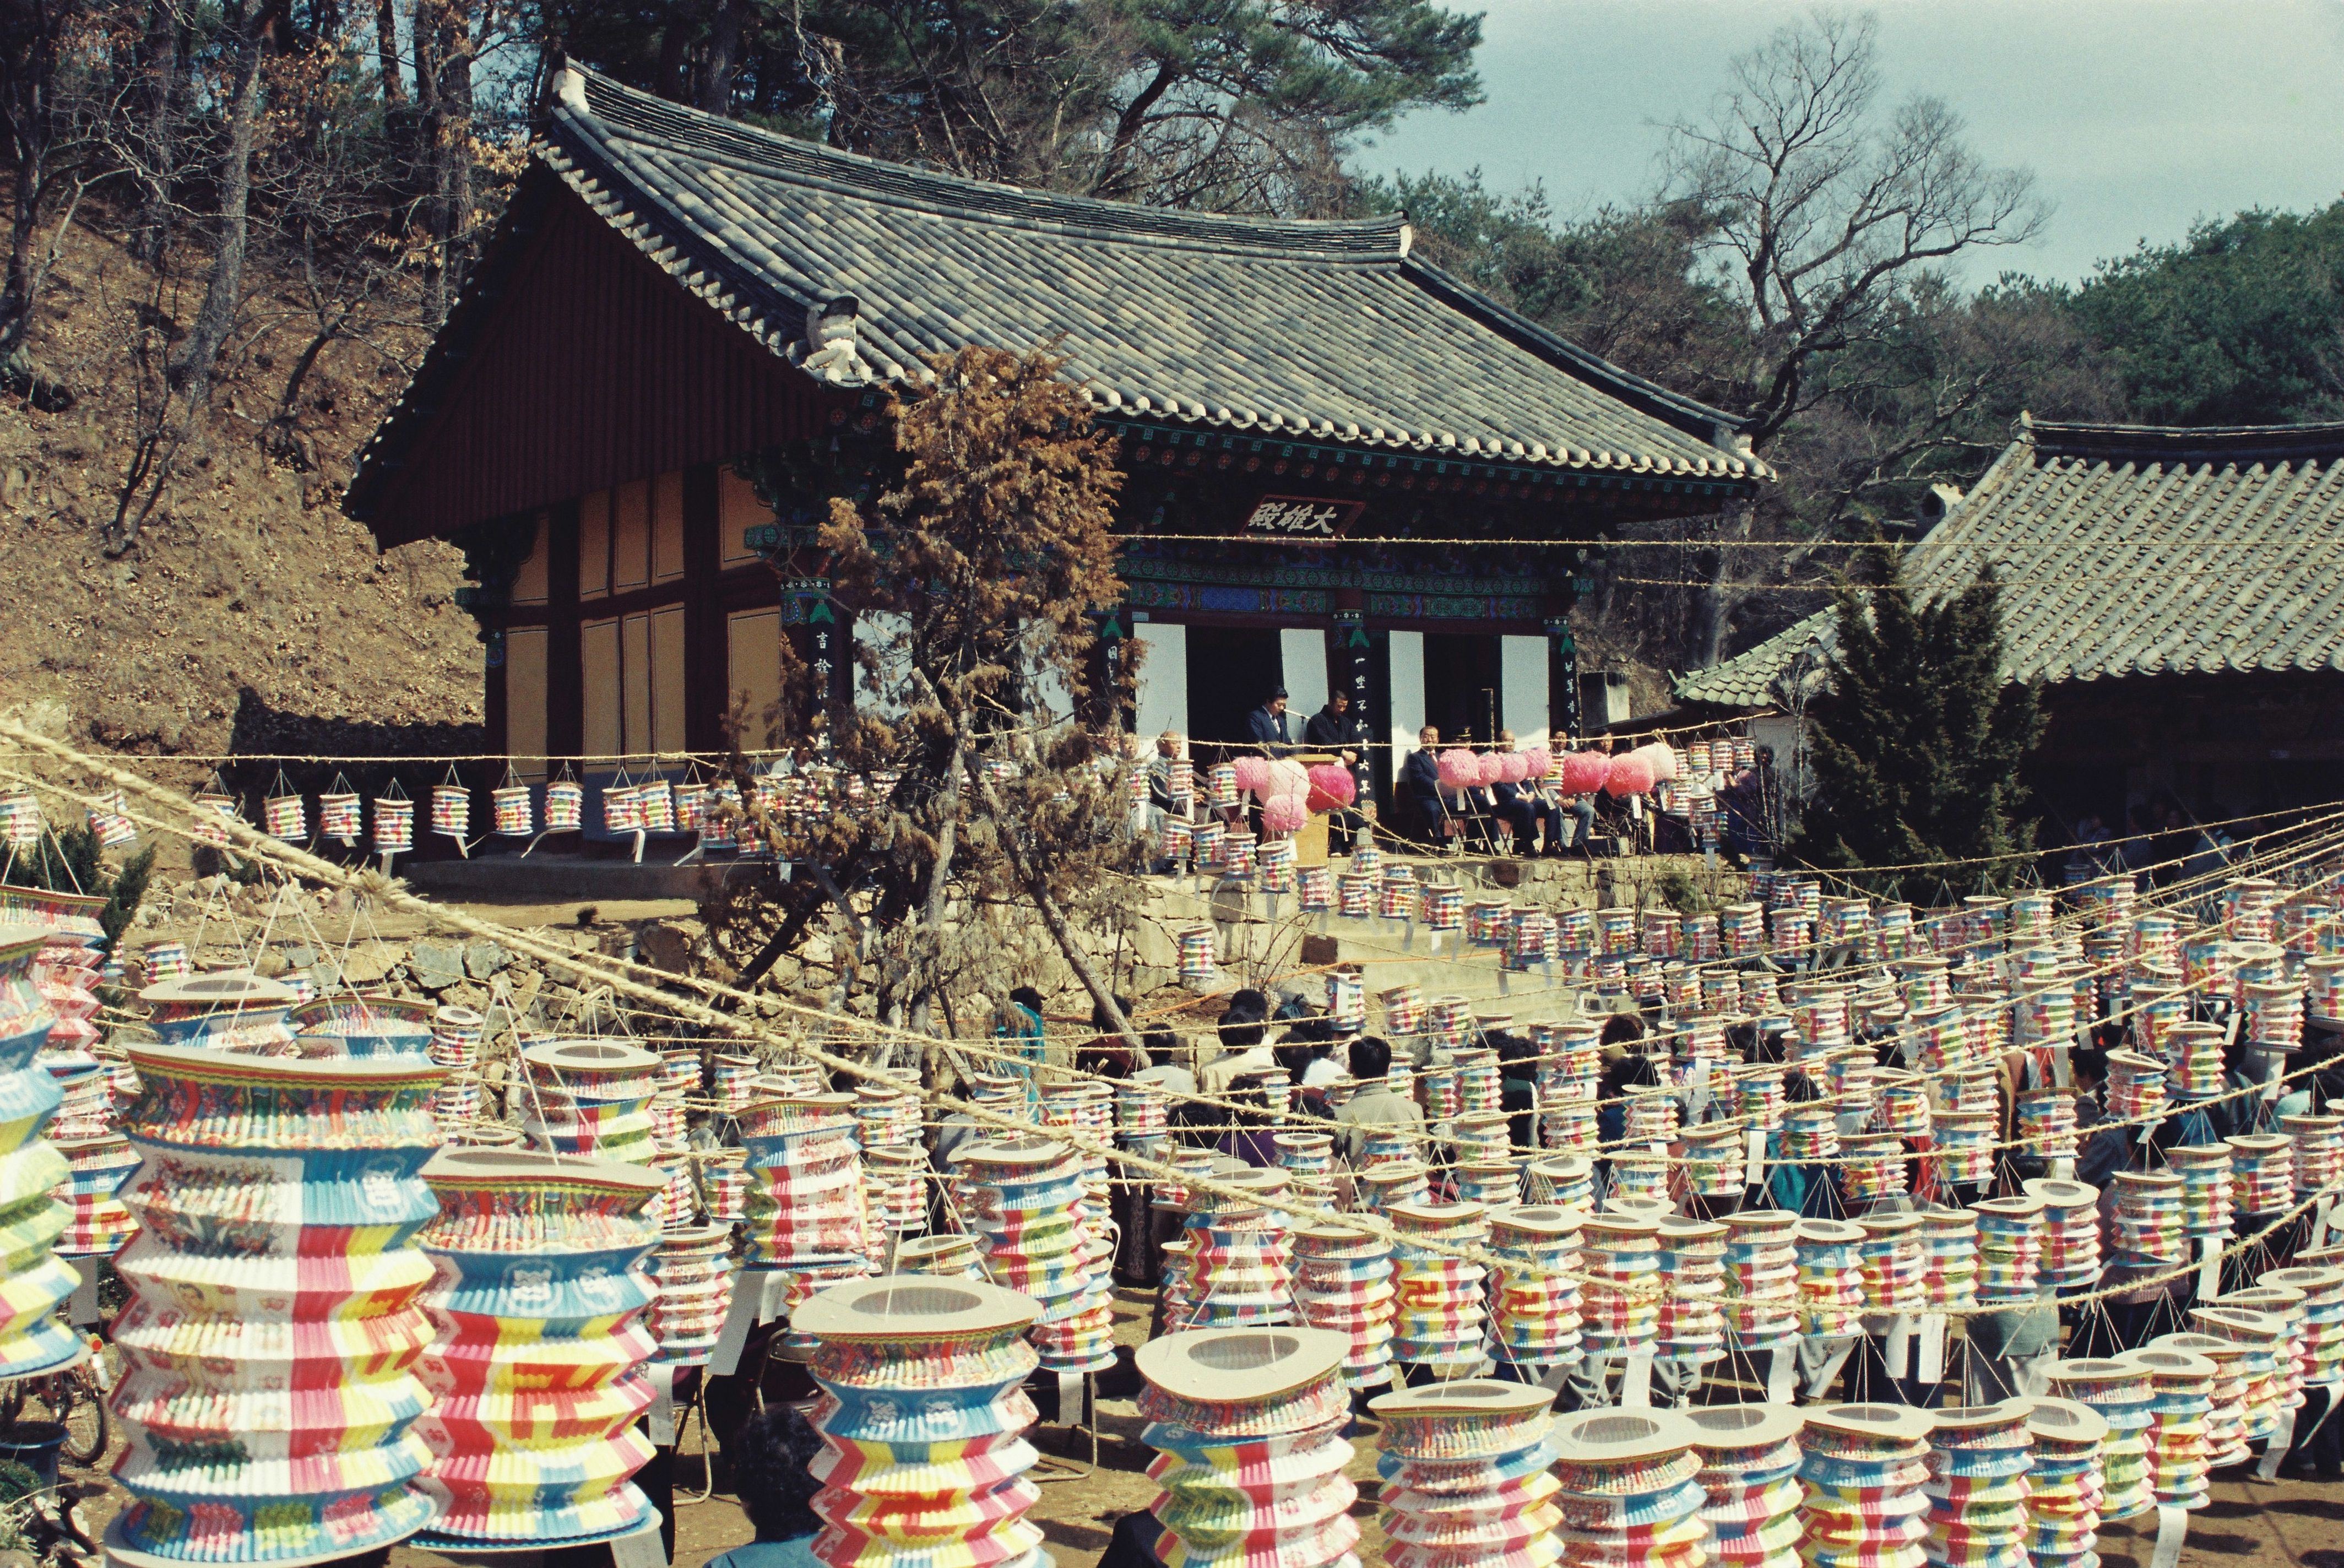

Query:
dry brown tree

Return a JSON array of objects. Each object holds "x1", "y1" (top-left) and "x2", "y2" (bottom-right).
[{"x1": 707, "y1": 342, "x2": 1143, "y2": 1065}]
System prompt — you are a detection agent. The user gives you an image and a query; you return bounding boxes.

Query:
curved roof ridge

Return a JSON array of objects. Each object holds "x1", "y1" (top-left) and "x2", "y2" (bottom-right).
[
  {"x1": 564, "y1": 65, "x2": 1409, "y2": 264},
  {"x1": 2022, "y1": 414, "x2": 2344, "y2": 463}
]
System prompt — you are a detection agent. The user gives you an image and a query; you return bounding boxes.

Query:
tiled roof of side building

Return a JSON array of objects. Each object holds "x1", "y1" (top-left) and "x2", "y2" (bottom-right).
[
  {"x1": 350, "y1": 64, "x2": 1770, "y2": 511},
  {"x1": 1672, "y1": 611, "x2": 1834, "y2": 709},
  {"x1": 1671, "y1": 416, "x2": 2344, "y2": 708}
]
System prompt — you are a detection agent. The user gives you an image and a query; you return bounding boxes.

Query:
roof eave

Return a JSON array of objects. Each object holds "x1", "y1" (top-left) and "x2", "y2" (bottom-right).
[{"x1": 1398, "y1": 256, "x2": 1772, "y2": 481}]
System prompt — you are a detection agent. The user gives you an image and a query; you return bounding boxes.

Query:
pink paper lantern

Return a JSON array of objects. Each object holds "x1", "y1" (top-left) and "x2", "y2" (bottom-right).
[
  {"x1": 1560, "y1": 752, "x2": 1609, "y2": 794},
  {"x1": 1437, "y1": 750, "x2": 1480, "y2": 789},
  {"x1": 1305, "y1": 765, "x2": 1357, "y2": 813},
  {"x1": 1636, "y1": 742, "x2": 1680, "y2": 783},
  {"x1": 1231, "y1": 756, "x2": 1272, "y2": 796},
  {"x1": 1263, "y1": 794, "x2": 1310, "y2": 833},
  {"x1": 1267, "y1": 758, "x2": 1311, "y2": 801},
  {"x1": 1522, "y1": 747, "x2": 1552, "y2": 779},
  {"x1": 1495, "y1": 753, "x2": 1532, "y2": 785},
  {"x1": 1604, "y1": 753, "x2": 1656, "y2": 797}
]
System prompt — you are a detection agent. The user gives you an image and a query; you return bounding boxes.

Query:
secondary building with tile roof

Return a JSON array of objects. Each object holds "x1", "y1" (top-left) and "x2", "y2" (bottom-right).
[
  {"x1": 345, "y1": 63, "x2": 1763, "y2": 830},
  {"x1": 1672, "y1": 416, "x2": 2344, "y2": 827}
]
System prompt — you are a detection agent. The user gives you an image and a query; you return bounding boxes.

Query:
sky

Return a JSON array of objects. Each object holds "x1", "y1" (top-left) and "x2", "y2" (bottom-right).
[{"x1": 1363, "y1": 0, "x2": 2344, "y2": 285}]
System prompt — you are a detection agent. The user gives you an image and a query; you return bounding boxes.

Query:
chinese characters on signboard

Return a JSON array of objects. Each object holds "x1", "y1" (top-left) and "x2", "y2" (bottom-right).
[{"x1": 1242, "y1": 495, "x2": 1363, "y2": 540}]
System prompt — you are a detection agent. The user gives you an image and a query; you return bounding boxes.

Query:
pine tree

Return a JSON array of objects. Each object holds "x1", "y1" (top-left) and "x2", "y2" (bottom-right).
[
  {"x1": 10, "y1": 824, "x2": 153, "y2": 945},
  {"x1": 1789, "y1": 560, "x2": 2043, "y2": 899}
]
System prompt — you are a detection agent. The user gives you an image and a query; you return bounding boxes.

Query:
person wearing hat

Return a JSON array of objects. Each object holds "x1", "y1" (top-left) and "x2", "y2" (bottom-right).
[{"x1": 1246, "y1": 686, "x2": 1297, "y2": 757}]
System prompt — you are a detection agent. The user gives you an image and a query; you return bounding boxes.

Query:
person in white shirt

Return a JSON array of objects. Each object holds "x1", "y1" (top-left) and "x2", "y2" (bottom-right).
[
  {"x1": 1197, "y1": 990, "x2": 1274, "y2": 1096},
  {"x1": 1131, "y1": 1029, "x2": 1197, "y2": 1099}
]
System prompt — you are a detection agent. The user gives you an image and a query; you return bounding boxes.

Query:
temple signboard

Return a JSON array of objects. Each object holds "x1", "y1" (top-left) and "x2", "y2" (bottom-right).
[{"x1": 1241, "y1": 495, "x2": 1363, "y2": 541}]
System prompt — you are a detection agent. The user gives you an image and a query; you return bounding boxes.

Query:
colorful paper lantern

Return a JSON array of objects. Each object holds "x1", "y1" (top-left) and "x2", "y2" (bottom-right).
[
  {"x1": 50, "y1": 1131, "x2": 138, "y2": 1257},
  {"x1": 2227, "y1": 1132, "x2": 2294, "y2": 1214},
  {"x1": 356, "y1": 794, "x2": 410, "y2": 857},
  {"x1": 287, "y1": 993, "x2": 434, "y2": 1060},
  {"x1": 1292, "y1": 1222, "x2": 1394, "y2": 1392},
  {"x1": 262, "y1": 791, "x2": 306, "y2": 842},
  {"x1": 520, "y1": 1040, "x2": 660, "y2": 1164},
  {"x1": 1487, "y1": 1204, "x2": 1583, "y2": 1377},
  {"x1": 2166, "y1": 1144, "x2": 2235, "y2": 1236},
  {"x1": 1373, "y1": 1379, "x2": 1561, "y2": 1568},
  {"x1": 1581, "y1": 1214, "x2": 1663, "y2": 1361},
  {"x1": 107, "y1": 1044, "x2": 446, "y2": 1563},
  {"x1": 1921, "y1": 1401, "x2": 2033, "y2": 1568},
  {"x1": 1181, "y1": 1168, "x2": 1295, "y2": 1330},
  {"x1": 411, "y1": 1147, "x2": 661, "y2": 1549},
  {"x1": 952, "y1": 1137, "x2": 1114, "y2": 1374},
  {"x1": 1794, "y1": 1219, "x2": 1866, "y2": 1338},
  {"x1": 1137, "y1": 1327, "x2": 1359, "y2": 1568},
  {"x1": 0, "y1": 927, "x2": 82, "y2": 1375},
  {"x1": 141, "y1": 970, "x2": 300, "y2": 1055},
  {"x1": 740, "y1": 1089, "x2": 869, "y2": 1280},
  {"x1": 1388, "y1": 1200, "x2": 1491, "y2": 1376},
  {"x1": 2023, "y1": 1397, "x2": 2106, "y2": 1568},
  {"x1": 431, "y1": 782, "x2": 470, "y2": 839},
  {"x1": 2189, "y1": 1304, "x2": 2292, "y2": 1447},
  {"x1": 2023, "y1": 1178, "x2": 2102, "y2": 1296},
  {"x1": 794, "y1": 1276, "x2": 1049, "y2": 1568},
  {"x1": 491, "y1": 784, "x2": 534, "y2": 837},
  {"x1": 2149, "y1": 1331, "x2": 2249, "y2": 1472},
  {"x1": 1687, "y1": 1404, "x2": 1804, "y2": 1568},
  {"x1": 1971, "y1": 1196, "x2": 2044, "y2": 1303},
  {"x1": 2131, "y1": 1345, "x2": 2217, "y2": 1510},
  {"x1": 1723, "y1": 1211, "x2": 1802, "y2": 1354},
  {"x1": 1656, "y1": 1216, "x2": 1728, "y2": 1365},
  {"x1": 1853, "y1": 1213, "x2": 1928, "y2": 1319},
  {"x1": 1549, "y1": 1406, "x2": 1708, "y2": 1568},
  {"x1": 2111, "y1": 1172, "x2": 2185, "y2": 1266},
  {"x1": 1797, "y1": 1403, "x2": 1934, "y2": 1568},
  {"x1": 2043, "y1": 1357, "x2": 2154, "y2": 1522},
  {"x1": 2262, "y1": 1265, "x2": 2344, "y2": 1384}
]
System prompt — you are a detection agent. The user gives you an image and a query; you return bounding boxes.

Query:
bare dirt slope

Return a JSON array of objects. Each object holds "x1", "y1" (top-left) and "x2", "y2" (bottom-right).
[{"x1": 0, "y1": 216, "x2": 481, "y2": 758}]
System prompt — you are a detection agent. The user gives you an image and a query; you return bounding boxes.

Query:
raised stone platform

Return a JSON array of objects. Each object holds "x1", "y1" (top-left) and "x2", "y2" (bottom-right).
[{"x1": 1124, "y1": 851, "x2": 1743, "y2": 1024}]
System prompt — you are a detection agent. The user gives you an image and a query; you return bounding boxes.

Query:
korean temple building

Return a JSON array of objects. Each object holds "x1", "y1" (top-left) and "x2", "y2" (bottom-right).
[
  {"x1": 1672, "y1": 417, "x2": 2344, "y2": 829},
  {"x1": 346, "y1": 64, "x2": 1769, "y2": 822}
]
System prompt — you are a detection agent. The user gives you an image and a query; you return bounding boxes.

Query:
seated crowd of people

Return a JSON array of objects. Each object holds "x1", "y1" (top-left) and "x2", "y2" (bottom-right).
[{"x1": 1139, "y1": 681, "x2": 1767, "y2": 862}]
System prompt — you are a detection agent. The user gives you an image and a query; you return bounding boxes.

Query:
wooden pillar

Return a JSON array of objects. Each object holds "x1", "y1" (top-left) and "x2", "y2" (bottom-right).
[
  {"x1": 1546, "y1": 613, "x2": 1580, "y2": 742},
  {"x1": 1332, "y1": 601, "x2": 1374, "y2": 807},
  {"x1": 546, "y1": 499, "x2": 584, "y2": 763},
  {"x1": 680, "y1": 464, "x2": 726, "y2": 753},
  {"x1": 483, "y1": 628, "x2": 509, "y2": 760}
]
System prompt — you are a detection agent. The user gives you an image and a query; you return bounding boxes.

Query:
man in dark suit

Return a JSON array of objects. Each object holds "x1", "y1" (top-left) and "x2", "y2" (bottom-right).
[
  {"x1": 1302, "y1": 690, "x2": 1370, "y2": 853},
  {"x1": 1395, "y1": 725, "x2": 1446, "y2": 845},
  {"x1": 1245, "y1": 687, "x2": 1296, "y2": 756},
  {"x1": 1303, "y1": 690, "x2": 1365, "y2": 760},
  {"x1": 1489, "y1": 728, "x2": 1570, "y2": 855}
]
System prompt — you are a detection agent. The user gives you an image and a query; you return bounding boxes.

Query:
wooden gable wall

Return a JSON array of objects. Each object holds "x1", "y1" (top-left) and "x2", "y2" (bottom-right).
[{"x1": 361, "y1": 172, "x2": 838, "y2": 547}]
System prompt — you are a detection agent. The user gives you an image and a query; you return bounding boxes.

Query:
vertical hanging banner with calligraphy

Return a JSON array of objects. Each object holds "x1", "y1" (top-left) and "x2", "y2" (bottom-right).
[{"x1": 785, "y1": 577, "x2": 852, "y2": 742}]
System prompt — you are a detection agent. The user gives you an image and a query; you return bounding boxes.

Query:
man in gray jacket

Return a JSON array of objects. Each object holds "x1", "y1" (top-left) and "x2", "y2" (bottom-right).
[{"x1": 1334, "y1": 1034, "x2": 1423, "y2": 1164}]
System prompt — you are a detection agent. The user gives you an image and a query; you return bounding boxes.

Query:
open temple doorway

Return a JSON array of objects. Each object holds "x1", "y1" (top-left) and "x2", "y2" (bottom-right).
[
  {"x1": 1423, "y1": 632, "x2": 1501, "y2": 747},
  {"x1": 1185, "y1": 625, "x2": 1284, "y2": 762}
]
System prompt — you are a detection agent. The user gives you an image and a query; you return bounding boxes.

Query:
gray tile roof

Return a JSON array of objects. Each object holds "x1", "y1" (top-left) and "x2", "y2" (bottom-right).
[
  {"x1": 402, "y1": 65, "x2": 1767, "y2": 487},
  {"x1": 1673, "y1": 611, "x2": 1833, "y2": 708},
  {"x1": 1672, "y1": 416, "x2": 2344, "y2": 706}
]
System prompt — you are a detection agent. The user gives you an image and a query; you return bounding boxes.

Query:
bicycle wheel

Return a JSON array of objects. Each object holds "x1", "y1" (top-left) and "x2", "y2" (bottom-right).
[{"x1": 56, "y1": 1362, "x2": 108, "y2": 1467}]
